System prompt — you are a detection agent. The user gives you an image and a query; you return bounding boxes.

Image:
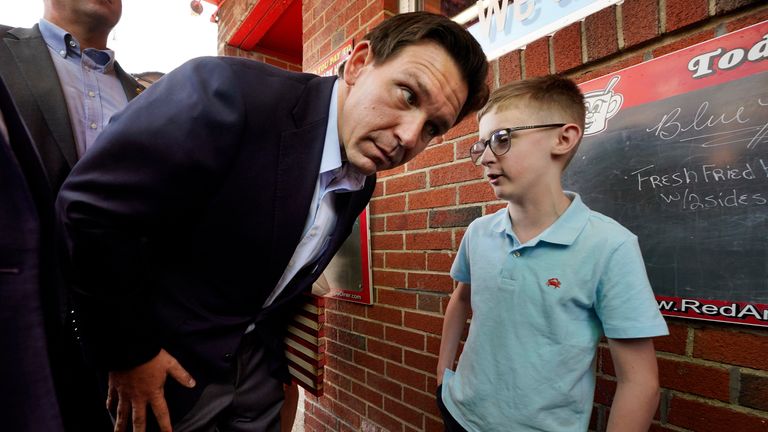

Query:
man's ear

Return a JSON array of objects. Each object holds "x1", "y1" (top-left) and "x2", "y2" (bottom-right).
[
  {"x1": 343, "y1": 41, "x2": 373, "y2": 86},
  {"x1": 551, "y1": 124, "x2": 582, "y2": 156}
]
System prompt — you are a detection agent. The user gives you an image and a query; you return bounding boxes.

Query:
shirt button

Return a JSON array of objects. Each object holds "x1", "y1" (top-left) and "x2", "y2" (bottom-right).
[
  {"x1": 223, "y1": 353, "x2": 233, "y2": 362},
  {"x1": 69, "y1": 40, "x2": 76, "y2": 47},
  {"x1": 513, "y1": 251, "x2": 521, "y2": 257},
  {"x1": 88, "y1": 91, "x2": 95, "y2": 97},
  {"x1": 90, "y1": 122, "x2": 98, "y2": 129},
  {"x1": 59, "y1": 49, "x2": 66, "y2": 56}
]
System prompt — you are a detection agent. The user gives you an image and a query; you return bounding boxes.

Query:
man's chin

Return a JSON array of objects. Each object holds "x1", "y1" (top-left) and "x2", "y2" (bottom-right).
[{"x1": 348, "y1": 157, "x2": 379, "y2": 176}]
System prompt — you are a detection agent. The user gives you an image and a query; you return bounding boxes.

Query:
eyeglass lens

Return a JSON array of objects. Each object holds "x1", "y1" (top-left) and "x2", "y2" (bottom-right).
[{"x1": 470, "y1": 129, "x2": 511, "y2": 163}]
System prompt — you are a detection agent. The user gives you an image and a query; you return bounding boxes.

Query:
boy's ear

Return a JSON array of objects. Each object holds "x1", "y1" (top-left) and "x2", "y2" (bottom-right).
[
  {"x1": 551, "y1": 123, "x2": 582, "y2": 157},
  {"x1": 343, "y1": 41, "x2": 373, "y2": 86}
]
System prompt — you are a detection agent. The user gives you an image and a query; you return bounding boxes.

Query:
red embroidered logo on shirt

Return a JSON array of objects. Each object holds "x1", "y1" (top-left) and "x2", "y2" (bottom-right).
[{"x1": 546, "y1": 278, "x2": 561, "y2": 289}]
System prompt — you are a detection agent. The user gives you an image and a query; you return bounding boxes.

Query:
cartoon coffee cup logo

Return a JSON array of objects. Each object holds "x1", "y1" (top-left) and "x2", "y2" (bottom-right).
[{"x1": 584, "y1": 76, "x2": 624, "y2": 136}]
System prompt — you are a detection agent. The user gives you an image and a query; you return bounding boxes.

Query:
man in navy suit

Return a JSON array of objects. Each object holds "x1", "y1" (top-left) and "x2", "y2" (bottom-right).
[{"x1": 58, "y1": 12, "x2": 489, "y2": 432}]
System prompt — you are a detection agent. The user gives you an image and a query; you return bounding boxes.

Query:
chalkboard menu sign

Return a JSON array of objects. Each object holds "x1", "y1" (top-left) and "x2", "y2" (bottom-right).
[{"x1": 565, "y1": 21, "x2": 768, "y2": 327}]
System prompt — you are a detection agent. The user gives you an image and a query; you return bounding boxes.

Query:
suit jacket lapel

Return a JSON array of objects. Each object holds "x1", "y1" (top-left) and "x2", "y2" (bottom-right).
[
  {"x1": 115, "y1": 61, "x2": 144, "y2": 101},
  {"x1": 268, "y1": 76, "x2": 337, "y2": 283},
  {"x1": 269, "y1": 123, "x2": 325, "y2": 280},
  {"x1": 5, "y1": 25, "x2": 77, "y2": 170}
]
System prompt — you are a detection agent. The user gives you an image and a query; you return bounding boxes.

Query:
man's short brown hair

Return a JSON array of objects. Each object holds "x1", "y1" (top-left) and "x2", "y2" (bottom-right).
[{"x1": 362, "y1": 12, "x2": 489, "y2": 125}]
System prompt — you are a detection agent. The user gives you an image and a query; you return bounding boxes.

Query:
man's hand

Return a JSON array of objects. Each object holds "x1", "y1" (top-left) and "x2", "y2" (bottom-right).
[{"x1": 107, "y1": 349, "x2": 196, "y2": 432}]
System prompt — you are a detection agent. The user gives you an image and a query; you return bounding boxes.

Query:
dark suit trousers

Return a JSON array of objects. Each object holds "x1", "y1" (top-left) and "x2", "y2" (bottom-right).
[{"x1": 140, "y1": 331, "x2": 284, "y2": 432}]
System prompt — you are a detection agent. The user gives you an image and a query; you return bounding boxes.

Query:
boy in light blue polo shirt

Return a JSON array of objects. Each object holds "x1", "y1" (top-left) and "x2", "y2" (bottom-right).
[{"x1": 436, "y1": 76, "x2": 668, "y2": 432}]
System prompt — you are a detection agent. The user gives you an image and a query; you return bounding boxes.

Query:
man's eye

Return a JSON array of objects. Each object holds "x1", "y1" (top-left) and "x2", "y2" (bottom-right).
[
  {"x1": 422, "y1": 122, "x2": 442, "y2": 143},
  {"x1": 426, "y1": 123, "x2": 438, "y2": 138},
  {"x1": 402, "y1": 88, "x2": 416, "y2": 105}
]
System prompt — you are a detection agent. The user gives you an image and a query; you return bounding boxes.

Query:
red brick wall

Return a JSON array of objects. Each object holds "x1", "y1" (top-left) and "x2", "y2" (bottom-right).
[
  {"x1": 303, "y1": 0, "x2": 768, "y2": 431},
  {"x1": 303, "y1": 0, "x2": 398, "y2": 73}
]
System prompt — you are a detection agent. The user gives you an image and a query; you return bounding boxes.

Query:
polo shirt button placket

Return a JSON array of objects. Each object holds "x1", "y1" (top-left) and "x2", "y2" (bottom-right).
[{"x1": 501, "y1": 249, "x2": 520, "y2": 282}]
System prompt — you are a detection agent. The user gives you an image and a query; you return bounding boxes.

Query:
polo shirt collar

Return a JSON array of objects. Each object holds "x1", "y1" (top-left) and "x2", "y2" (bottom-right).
[
  {"x1": 538, "y1": 192, "x2": 590, "y2": 245},
  {"x1": 490, "y1": 192, "x2": 589, "y2": 246}
]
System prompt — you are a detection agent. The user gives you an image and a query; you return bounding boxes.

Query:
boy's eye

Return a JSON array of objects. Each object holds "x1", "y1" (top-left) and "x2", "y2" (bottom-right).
[{"x1": 494, "y1": 130, "x2": 510, "y2": 143}]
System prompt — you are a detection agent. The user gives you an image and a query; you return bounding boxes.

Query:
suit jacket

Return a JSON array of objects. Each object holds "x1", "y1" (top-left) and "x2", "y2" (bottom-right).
[
  {"x1": 57, "y1": 57, "x2": 376, "y2": 411},
  {"x1": 0, "y1": 71, "x2": 64, "y2": 432},
  {"x1": 0, "y1": 23, "x2": 142, "y2": 431}
]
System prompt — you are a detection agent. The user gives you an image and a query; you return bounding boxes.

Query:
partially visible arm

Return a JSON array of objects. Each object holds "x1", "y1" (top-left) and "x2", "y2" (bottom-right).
[
  {"x1": 606, "y1": 337, "x2": 660, "y2": 432},
  {"x1": 436, "y1": 282, "x2": 472, "y2": 385}
]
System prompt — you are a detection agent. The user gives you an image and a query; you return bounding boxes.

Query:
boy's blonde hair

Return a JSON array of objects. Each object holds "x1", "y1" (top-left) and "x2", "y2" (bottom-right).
[{"x1": 478, "y1": 75, "x2": 586, "y2": 167}]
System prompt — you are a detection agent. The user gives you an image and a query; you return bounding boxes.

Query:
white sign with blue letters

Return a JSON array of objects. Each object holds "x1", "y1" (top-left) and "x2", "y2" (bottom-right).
[{"x1": 466, "y1": 0, "x2": 622, "y2": 61}]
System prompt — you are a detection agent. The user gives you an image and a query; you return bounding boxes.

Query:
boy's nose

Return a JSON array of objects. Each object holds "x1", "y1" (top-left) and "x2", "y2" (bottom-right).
[{"x1": 479, "y1": 144, "x2": 496, "y2": 166}]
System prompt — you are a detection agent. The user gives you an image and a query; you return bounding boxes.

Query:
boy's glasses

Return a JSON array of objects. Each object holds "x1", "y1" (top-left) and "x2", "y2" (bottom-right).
[{"x1": 469, "y1": 124, "x2": 566, "y2": 165}]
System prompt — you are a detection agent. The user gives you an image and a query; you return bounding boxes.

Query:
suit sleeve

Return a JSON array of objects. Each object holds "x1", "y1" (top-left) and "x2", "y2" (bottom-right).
[{"x1": 56, "y1": 57, "x2": 247, "y2": 370}]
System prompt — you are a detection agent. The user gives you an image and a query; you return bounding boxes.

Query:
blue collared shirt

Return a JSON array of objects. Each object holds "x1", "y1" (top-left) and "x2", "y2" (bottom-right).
[{"x1": 39, "y1": 19, "x2": 128, "y2": 158}]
